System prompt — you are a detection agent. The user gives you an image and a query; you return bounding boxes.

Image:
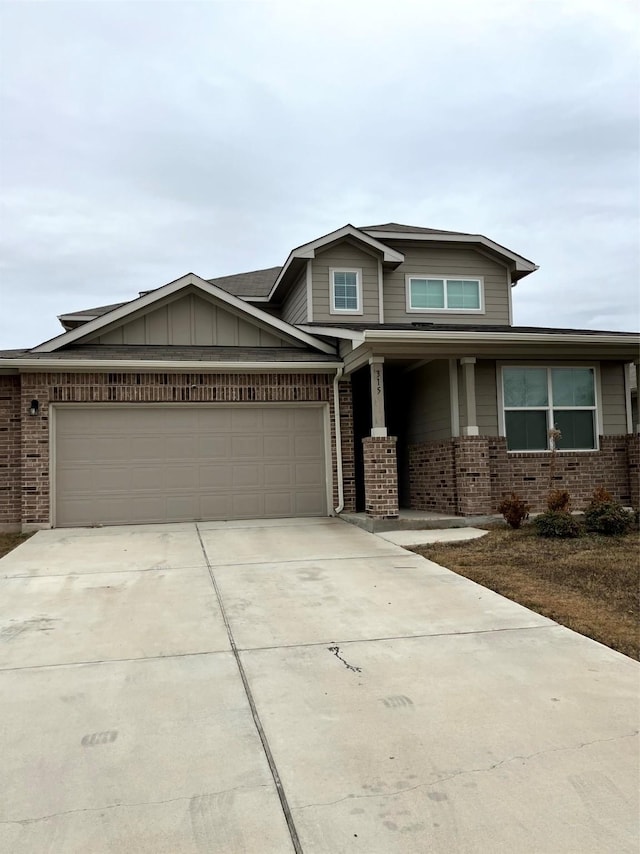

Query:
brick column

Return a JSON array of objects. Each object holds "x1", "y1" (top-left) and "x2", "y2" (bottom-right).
[
  {"x1": 628, "y1": 433, "x2": 640, "y2": 509},
  {"x1": 21, "y1": 375, "x2": 51, "y2": 529},
  {"x1": 0, "y1": 376, "x2": 22, "y2": 530},
  {"x1": 362, "y1": 436, "x2": 399, "y2": 519},
  {"x1": 453, "y1": 436, "x2": 492, "y2": 515}
]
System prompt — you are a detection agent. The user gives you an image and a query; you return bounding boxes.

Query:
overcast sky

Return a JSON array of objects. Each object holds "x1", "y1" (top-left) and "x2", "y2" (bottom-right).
[{"x1": 0, "y1": 0, "x2": 638, "y2": 349}]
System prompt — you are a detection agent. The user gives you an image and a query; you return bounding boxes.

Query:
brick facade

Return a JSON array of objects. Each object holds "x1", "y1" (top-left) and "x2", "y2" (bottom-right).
[
  {"x1": 452, "y1": 437, "x2": 493, "y2": 516},
  {"x1": 362, "y1": 436, "x2": 399, "y2": 519},
  {"x1": 408, "y1": 440, "x2": 456, "y2": 513},
  {"x1": 0, "y1": 376, "x2": 21, "y2": 529},
  {"x1": 628, "y1": 434, "x2": 640, "y2": 509},
  {"x1": 5, "y1": 371, "x2": 356, "y2": 529},
  {"x1": 409, "y1": 434, "x2": 638, "y2": 516}
]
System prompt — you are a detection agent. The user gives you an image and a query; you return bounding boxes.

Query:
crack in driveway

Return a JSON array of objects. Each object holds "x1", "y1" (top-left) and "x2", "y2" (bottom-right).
[
  {"x1": 0, "y1": 784, "x2": 272, "y2": 826},
  {"x1": 327, "y1": 645, "x2": 362, "y2": 673},
  {"x1": 292, "y1": 730, "x2": 639, "y2": 810}
]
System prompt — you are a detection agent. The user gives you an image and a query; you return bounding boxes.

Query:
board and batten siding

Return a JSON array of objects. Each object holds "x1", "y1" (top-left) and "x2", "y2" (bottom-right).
[
  {"x1": 311, "y1": 242, "x2": 379, "y2": 324},
  {"x1": 95, "y1": 293, "x2": 296, "y2": 347},
  {"x1": 281, "y1": 270, "x2": 308, "y2": 325},
  {"x1": 383, "y1": 244, "x2": 510, "y2": 325},
  {"x1": 600, "y1": 362, "x2": 628, "y2": 434},
  {"x1": 406, "y1": 360, "x2": 451, "y2": 443}
]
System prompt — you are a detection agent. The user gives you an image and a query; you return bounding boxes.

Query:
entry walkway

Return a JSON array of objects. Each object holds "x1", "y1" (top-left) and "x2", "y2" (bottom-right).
[{"x1": 1, "y1": 518, "x2": 638, "y2": 852}]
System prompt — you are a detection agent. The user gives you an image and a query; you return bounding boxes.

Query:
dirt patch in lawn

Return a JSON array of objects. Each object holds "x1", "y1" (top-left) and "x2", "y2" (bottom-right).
[
  {"x1": 410, "y1": 526, "x2": 640, "y2": 661},
  {"x1": 0, "y1": 533, "x2": 33, "y2": 560}
]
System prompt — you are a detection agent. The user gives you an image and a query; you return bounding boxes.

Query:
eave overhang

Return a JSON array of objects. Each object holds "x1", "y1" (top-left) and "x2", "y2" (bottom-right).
[
  {"x1": 0, "y1": 359, "x2": 343, "y2": 373},
  {"x1": 362, "y1": 230, "x2": 538, "y2": 282}
]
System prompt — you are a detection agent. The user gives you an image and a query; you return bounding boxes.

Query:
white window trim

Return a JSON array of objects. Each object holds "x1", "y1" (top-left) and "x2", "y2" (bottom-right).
[
  {"x1": 497, "y1": 363, "x2": 601, "y2": 453},
  {"x1": 405, "y1": 275, "x2": 485, "y2": 314},
  {"x1": 329, "y1": 267, "x2": 363, "y2": 315}
]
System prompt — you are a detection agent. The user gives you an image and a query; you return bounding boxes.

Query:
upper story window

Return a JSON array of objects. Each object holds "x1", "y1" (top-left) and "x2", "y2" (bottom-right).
[
  {"x1": 406, "y1": 276, "x2": 483, "y2": 312},
  {"x1": 330, "y1": 268, "x2": 362, "y2": 314},
  {"x1": 501, "y1": 366, "x2": 597, "y2": 451}
]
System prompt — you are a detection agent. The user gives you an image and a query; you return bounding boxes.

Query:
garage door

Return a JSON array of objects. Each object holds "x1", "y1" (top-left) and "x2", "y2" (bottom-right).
[{"x1": 54, "y1": 405, "x2": 328, "y2": 527}]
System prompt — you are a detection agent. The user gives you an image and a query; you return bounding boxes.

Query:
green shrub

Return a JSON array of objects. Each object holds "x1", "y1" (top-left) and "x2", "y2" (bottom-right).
[
  {"x1": 498, "y1": 493, "x2": 530, "y2": 529},
  {"x1": 547, "y1": 489, "x2": 571, "y2": 512},
  {"x1": 535, "y1": 510, "x2": 581, "y2": 539},
  {"x1": 584, "y1": 502, "x2": 634, "y2": 536}
]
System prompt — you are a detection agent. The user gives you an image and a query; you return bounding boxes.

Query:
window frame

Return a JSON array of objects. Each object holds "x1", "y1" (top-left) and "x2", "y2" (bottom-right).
[
  {"x1": 329, "y1": 267, "x2": 363, "y2": 315},
  {"x1": 405, "y1": 274, "x2": 484, "y2": 314},
  {"x1": 498, "y1": 363, "x2": 601, "y2": 453}
]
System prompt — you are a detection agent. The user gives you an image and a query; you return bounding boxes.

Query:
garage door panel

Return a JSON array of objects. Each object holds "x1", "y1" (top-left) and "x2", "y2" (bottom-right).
[
  {"x1": 294, "y1": 409, "x2": 323, "y2": 431},
  {"x1": 231, "y1": 436, "x2": 264, "y2": 458},
  {"x1": 197, "y1": 435, "x2": 230, "y2": 458},
  {"x1": 233, "y1": 465, "x2": 263, "y2": 488},
  {"x1": 264, "y1": 493, "x2": 294, "y2": 516},
  {"x1": 295, "y1": 462, "x2": 323, "y2": 486},
  {"x1": 295, "y1": 491, "x2": 326, "y2": 515},
  {"x1": 264, "y1": 464, "x2": 293, "y2": 486},
  {"x1": 55, "y1": 406, "x2": 327, "y2": 527},
  {"x1": 231, "y1": 409, "x2": 262, "y2": 431},
  {"x1": 294, "y1": 435, "x2": 324, "y2": 457},
  {"x1": 231, "y1": 493, "x2": 263, "y2": 518},
  {"x1": 262, "y1": 409, "x2": 292, "y2": 430},
  {"x1": 263, "y1": 436, "x2": 292, "y2": 458}
]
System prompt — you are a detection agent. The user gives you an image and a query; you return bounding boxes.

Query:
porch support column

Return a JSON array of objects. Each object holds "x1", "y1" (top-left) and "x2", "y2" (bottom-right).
[
  {"x1": 460, "y1": 357, "x2": 479, "y2": 436},
  {"x1": 634, "y1": 361, "x2": 640, "y2": 434},
  {"x1": 369, "y1": 356, "x2": 387, "y2": 437},
  {"x1": 363, "y1": 356, "x2": 399, "y2": 519}
]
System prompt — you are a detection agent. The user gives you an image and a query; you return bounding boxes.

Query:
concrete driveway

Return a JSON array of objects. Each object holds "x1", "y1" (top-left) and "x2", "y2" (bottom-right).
[{"x1": 1, "y1": 518, "x2": 638, "y2": 853}]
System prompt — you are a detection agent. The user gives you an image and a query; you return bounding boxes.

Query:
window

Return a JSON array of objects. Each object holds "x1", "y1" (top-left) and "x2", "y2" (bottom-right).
[
  {"x1": 330, "y1": 268, "x2": 362, "y2": 313},
  {"x1": 407, "y1": 277, "x2": 482, "y2": 311},
  {"x1": 502, "y1": 367, "x2": 597, "y2": 451}
]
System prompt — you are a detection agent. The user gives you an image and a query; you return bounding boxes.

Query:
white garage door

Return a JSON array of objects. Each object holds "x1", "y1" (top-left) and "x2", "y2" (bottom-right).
[{"x1": 54, "y1": 405, "x2": 328, "y2": 527}]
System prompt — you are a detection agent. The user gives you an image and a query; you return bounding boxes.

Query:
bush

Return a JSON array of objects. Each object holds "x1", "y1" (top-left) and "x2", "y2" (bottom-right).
[
  {"x1": 590, "y1": 486, "x2": 613, "y2": 506},
  {"x1": 584, "y1": 502, "x2": 634, "y2": 536},
  {"x1": 535, "y1": 510, "x2": 581, "y2": 539},
  {"x1": 547, "y1": 489, "x2": 571, "y2": 512},
  {"x1": 498, "y1": 493, "x2": 530, "y2": 529}
]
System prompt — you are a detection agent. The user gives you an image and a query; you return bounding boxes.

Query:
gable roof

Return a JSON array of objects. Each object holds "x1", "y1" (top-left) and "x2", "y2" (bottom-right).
[
  {"x1": 360, "y1": 223, "x2": 537, "y2": 280},
  {"x1": 35, "y1": 273, "x2": 337, "y2": 355},
  {"x1": 267, "y1": 223, "x2": 405, "y2": 301}
]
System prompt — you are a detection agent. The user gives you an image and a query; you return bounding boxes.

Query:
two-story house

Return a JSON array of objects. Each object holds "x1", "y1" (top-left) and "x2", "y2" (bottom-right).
[{"x1": 1, "y1": 223, "x2": 638, "y2": 531}]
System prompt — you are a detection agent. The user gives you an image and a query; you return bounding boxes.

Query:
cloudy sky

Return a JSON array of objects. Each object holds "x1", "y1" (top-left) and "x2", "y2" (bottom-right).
[{"x1": 0, "y1": 0, "x2": 638, "y2": 349}]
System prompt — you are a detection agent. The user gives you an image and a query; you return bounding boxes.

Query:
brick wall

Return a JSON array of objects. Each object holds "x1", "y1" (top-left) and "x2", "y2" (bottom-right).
[
  {"x1": 452, "y1": 437, "x2": 492, "y2": 515},
  {"x1": 0, "y1": 376, "x2": 21, "y2": 529},
  {"x1": 409, "y1": 434, "x2": 637, "y2": 516},
  {"x1": 362, "y1": 436, "x2": 399, "y2": 519},
  {"x1": 408, "y1": 440, "x2": 456, "y2": 513},
  {"x1": 15, "y1": 371, "x2": 356, "y2": 527},
  {"x1": 628, "y1": 434, "x2": 639, "y2": 509},
  {"x1": 490, "y1": 435, "x2": 632, "y2": 511},
  {"x1": 337, "y1": 381, "x2": 356, "y2": 511}
]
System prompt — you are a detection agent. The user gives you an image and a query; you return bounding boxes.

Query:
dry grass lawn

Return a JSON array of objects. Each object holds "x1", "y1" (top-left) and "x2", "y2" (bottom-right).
[
  {"x1": 410, "y1": 526, "x2": 640, "y2": 661},
  {"x1": 0, "y1": 532, "x2": 33, "y2": 560}
]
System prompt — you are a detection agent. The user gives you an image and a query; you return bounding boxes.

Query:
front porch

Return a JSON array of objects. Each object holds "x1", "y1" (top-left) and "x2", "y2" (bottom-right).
[{"x1": 343, "y1": 341, "x2": 639, "y2": 520}]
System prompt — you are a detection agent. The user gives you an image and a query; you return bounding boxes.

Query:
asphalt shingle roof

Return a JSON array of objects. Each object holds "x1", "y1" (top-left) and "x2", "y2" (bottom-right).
[
  {"x1": 359, "y1": 223, "x2": 471, "y2": 236},
  {"x1": 207, "y1": 266, "x2": 282, "y2": 298}
]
